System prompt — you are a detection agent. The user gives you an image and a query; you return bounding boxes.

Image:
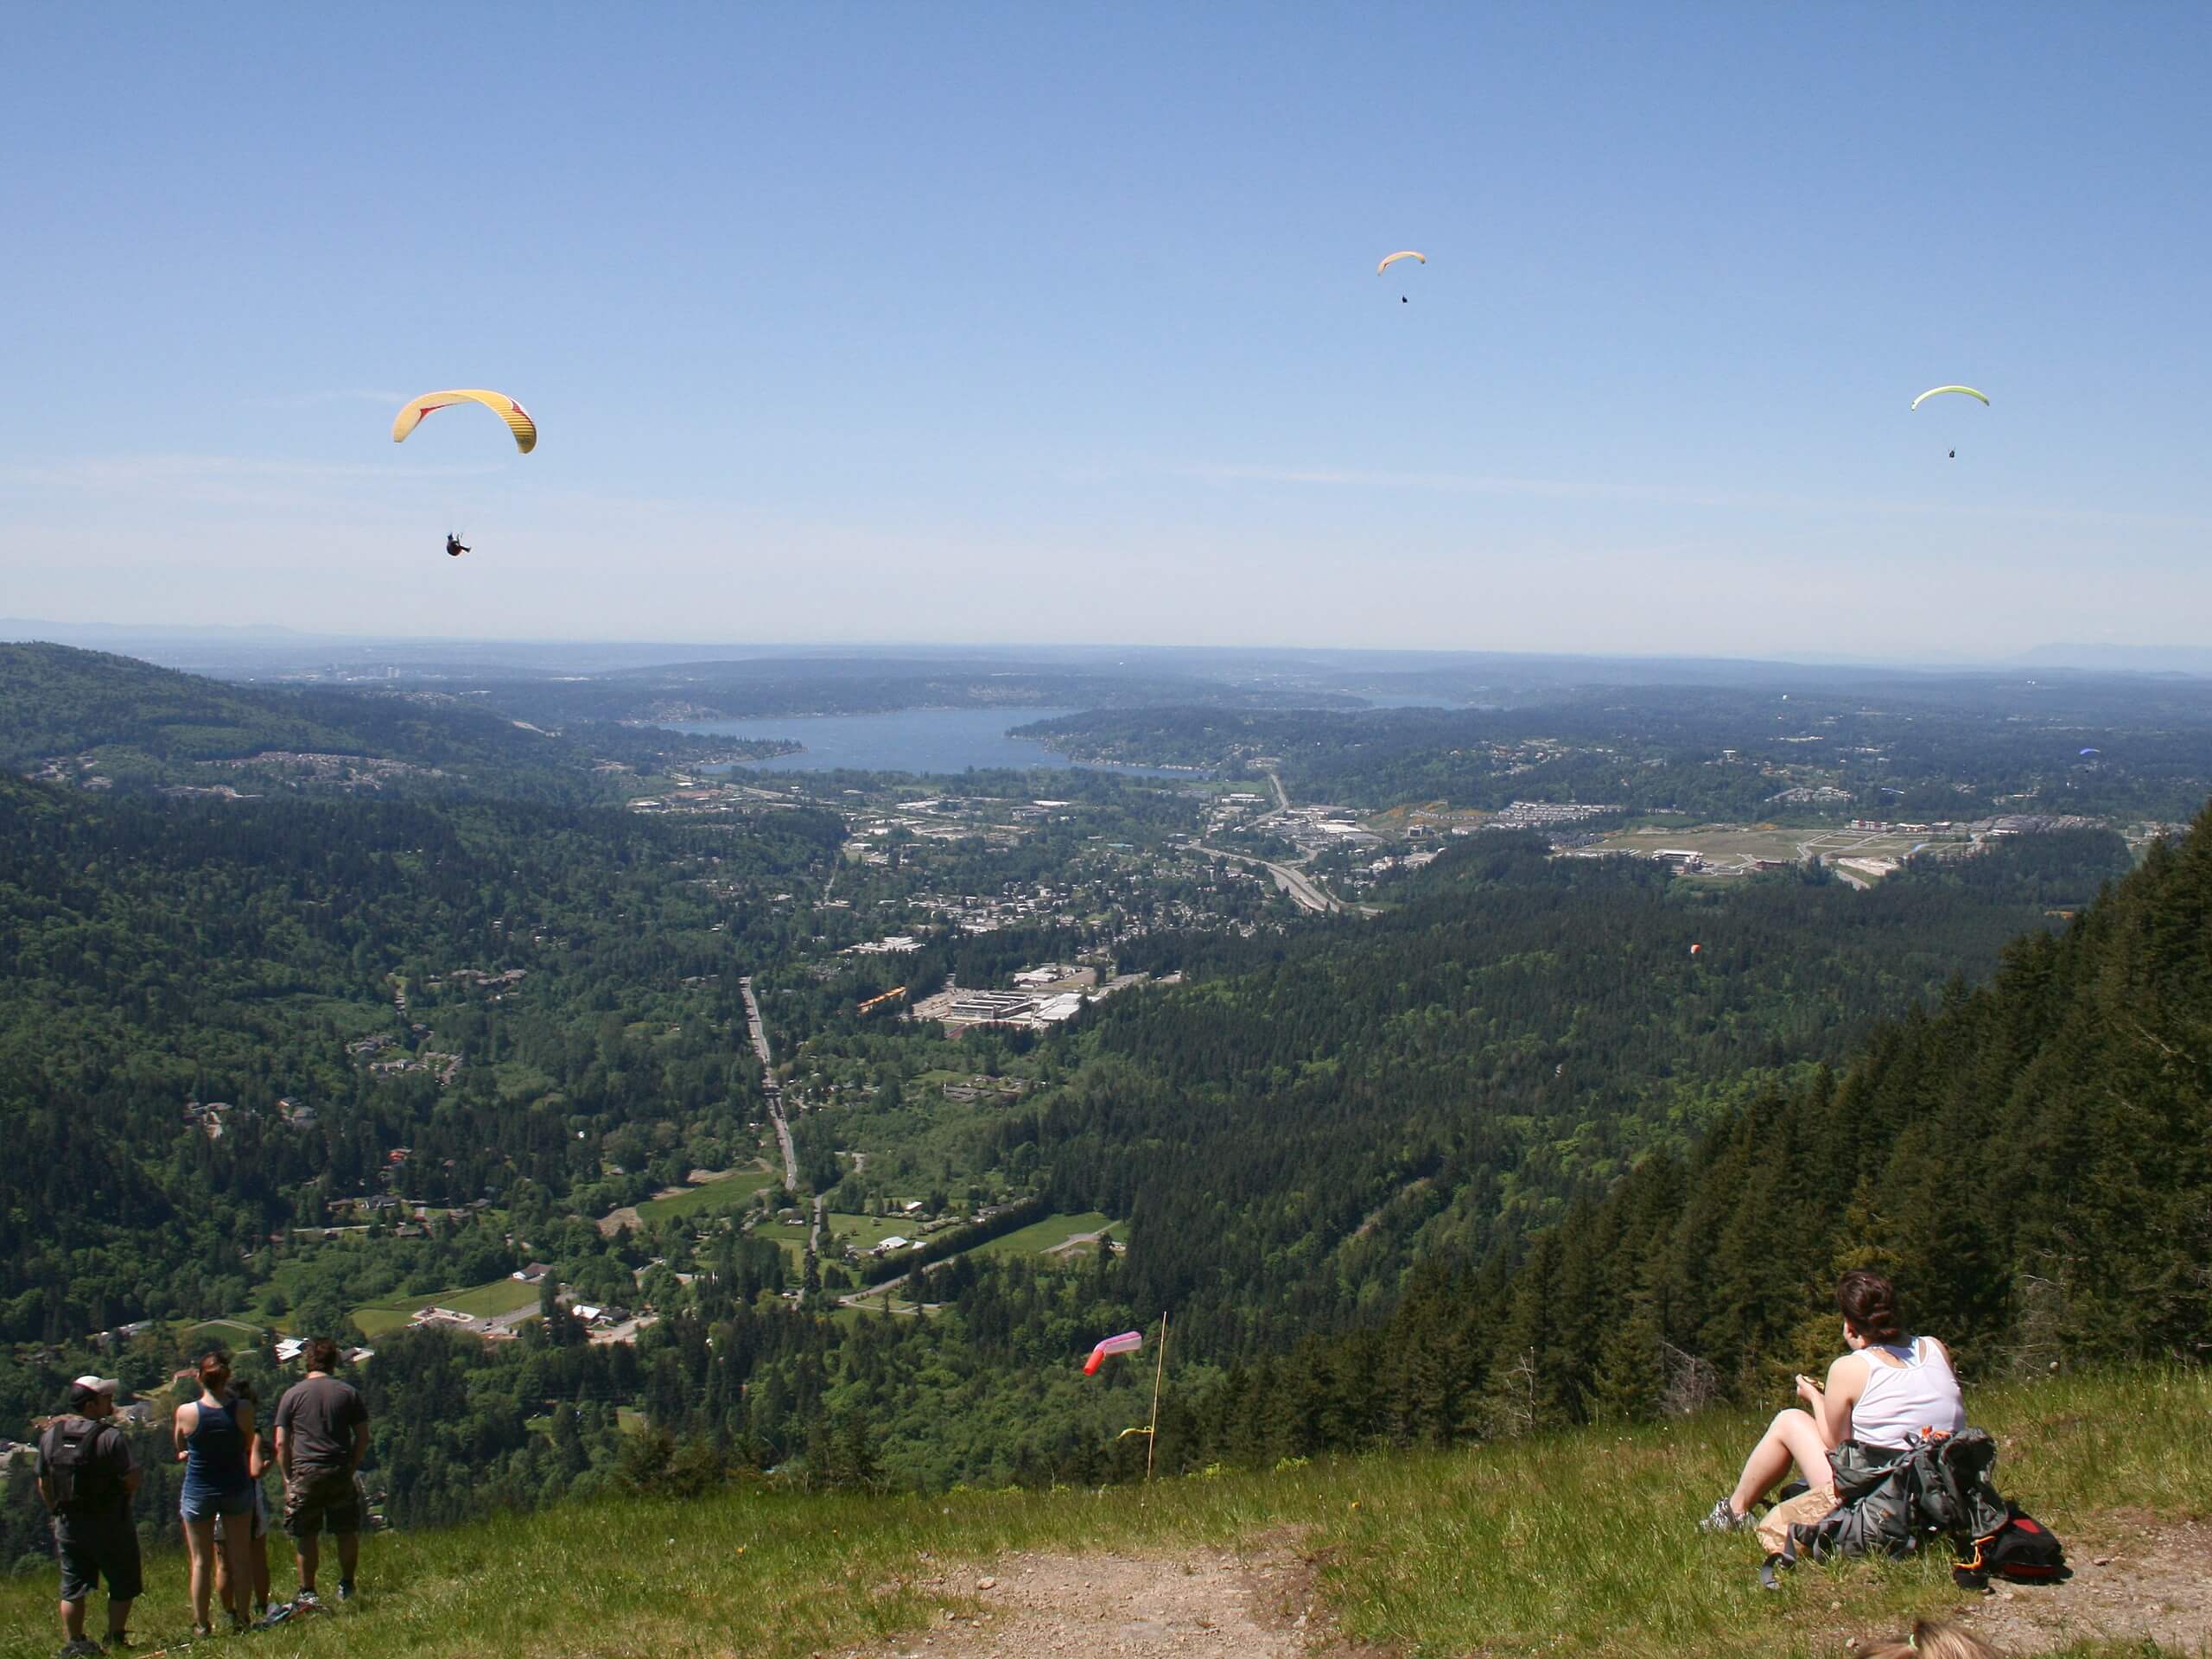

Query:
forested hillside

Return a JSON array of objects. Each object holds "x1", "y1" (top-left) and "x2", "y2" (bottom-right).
[
  {"x1": 1023, "y1": 831, "x2": 2133, "y2": 1354},
  {"x1": 1177, "y1": 805, "x2": 2212, "y2": 1463},
  {"x1": 0, "y1": 642, "x2": 785, "y2": 794},
  {"x1": 0, "y1": 773, "x2": 841, "y2": 1344}
]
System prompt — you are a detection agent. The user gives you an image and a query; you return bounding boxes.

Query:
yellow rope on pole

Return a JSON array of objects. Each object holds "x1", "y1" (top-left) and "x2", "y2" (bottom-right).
[{"x1": 1144, "y1": 1311, "x2": 1169, "y2": 1483}]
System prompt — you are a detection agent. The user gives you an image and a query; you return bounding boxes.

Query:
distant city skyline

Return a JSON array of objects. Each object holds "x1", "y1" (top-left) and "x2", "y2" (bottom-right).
[{"x1": 4, "y1": 6, "x2": 2208, "y2": 654}]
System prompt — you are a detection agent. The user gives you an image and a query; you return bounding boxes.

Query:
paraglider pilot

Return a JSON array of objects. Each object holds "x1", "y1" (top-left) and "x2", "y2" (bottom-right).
[{"x1": 445, "y1": 534, "x2": 469, "y2": 558}]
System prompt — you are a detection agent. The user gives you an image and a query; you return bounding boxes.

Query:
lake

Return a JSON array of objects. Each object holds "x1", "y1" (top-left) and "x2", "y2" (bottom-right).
[{"x1": 672, "y1": 707, "x2": 1202, "y2": 778}]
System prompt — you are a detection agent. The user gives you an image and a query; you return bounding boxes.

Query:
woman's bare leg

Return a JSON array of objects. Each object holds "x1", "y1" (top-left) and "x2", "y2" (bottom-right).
[
  {"x1": 219, "y1": 1524, "x2": 254, "y2": 1625},
  {"x1": 183, "y1": 1516, "x2": 215, "y2": 1630},
  {"x1": 1726, "y1": 1408, "x2": 1834, "y2": 1516}
]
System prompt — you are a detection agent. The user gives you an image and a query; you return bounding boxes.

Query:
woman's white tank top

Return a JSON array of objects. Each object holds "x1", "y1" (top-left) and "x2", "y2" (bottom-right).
[{"x1": 1849, "y1": 1336, "x2": 1965, "y2": 1448}]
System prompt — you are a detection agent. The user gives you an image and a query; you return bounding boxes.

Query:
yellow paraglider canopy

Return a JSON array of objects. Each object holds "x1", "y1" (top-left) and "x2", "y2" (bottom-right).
[
  {"x1": 1909, "y1": 385, "x2": 1989, "y2": 411},
  {"x1": 1376, "y1": 251, "x2": 1427, "y2": 276},
  {"x1": 392, "y1": 390, "x2": 537, "y2": 454}
]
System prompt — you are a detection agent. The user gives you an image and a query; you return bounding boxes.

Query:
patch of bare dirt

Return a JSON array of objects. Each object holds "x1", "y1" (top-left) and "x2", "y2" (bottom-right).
[
  {"x1": 844, "y1": 1541, "x2": 1348, "y2": 1659},
  {"x1": 1913, "y1": 1513, "x2": 2212, "y2": 1656}
]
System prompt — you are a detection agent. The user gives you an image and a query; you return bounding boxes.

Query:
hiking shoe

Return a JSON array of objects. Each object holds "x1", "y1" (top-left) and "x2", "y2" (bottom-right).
[
  {"x1": 60, "y1": 1640, "x2": 104, "y2": 1658},
  {"x1": 1700, "y1": 1497, "x2": 1754, "y2": 1533},
  {"x1": 101, "y1": 1637, "x2": 133, "y2": 1654},
  {"x1": 295, "y1": 1589, "x2": 320, "y2": 1606},
  {"x1": 337, "y1": 1580, "x2": 355, "y2": 1603}
]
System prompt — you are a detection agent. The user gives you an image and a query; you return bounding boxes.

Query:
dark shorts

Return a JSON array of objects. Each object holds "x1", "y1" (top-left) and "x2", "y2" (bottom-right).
[
  {"x1": 55, "y1": 1508, "x2": 143, "y2": 1604},
  {"x1": 283, "y1": 1467, "x2": 361, "y2": 1538}
]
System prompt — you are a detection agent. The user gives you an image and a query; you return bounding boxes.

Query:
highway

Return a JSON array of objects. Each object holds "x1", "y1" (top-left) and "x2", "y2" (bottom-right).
[{"x1": 1192, "y1": 843, "x2": 1341, "y2": 914}]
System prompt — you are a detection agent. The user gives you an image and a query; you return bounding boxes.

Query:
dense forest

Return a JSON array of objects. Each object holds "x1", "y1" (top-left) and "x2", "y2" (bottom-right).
[
  {"x1": 1172, "y1": 802, "x2": 2212, "y2": 1463},
  {"x1": 0, "y1": 772, "x2": 841, "y2": 1345}
]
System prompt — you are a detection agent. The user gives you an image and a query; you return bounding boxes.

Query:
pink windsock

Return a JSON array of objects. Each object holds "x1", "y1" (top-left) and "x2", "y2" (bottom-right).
[{"x1": 1084, "y1": 1331, "x2": 1144, "y2": 1376}]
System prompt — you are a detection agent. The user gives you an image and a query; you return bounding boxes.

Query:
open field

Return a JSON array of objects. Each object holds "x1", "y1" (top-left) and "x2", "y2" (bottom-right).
[
  {"x1": 636, "y1": 1164, "x2": 779, "y2": 1223},
  {"x1": 973, "y1": 1211, "x2": 1116, "y2": 1260},
  {"x1": 816, "y1": 1211, "x2": 927, "y2": 1258},
  {"x1": 350, "y1": 1274, "x2": 541, "y2": 1337},
  {"x1": 5, "y1": 1368, "x2": 2201, "y2": 1659},
  {"x1": 188, "y1": 1317, "x2": 267, "y2": 1346},
  {"x1": 1590, "y1": 822, "x2": 1962, "y2": 876}
]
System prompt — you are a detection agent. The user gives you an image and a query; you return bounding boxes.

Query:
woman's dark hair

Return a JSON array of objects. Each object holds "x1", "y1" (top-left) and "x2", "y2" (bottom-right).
[
  {"x1": 197, "y1": 1350, "x2": 232, "y2": 1391},
  {"x1": 303, "y1": 1337, "x2": 341, "y2": 1372},
  {"x1": 1836, "y1": 1269, "x2": 1904, "y2": 1344}
]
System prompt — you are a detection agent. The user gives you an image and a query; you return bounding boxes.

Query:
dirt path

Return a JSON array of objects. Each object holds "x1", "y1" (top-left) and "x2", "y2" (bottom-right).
[
  {"x1": 838, "y1": 1516, "x2": 2212, "y2": 1659},
  {"x1": 845, "y1": 1546, "x2": 1333, "y2": 1659},
  {"x1": 1939, "y1": 1511, "x2": 2212, "y2": 1656}
]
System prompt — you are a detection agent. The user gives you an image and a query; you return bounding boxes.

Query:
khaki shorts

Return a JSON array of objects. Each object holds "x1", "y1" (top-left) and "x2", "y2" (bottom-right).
[
  {"x1": 1758, "y1": 1484, "x2": 1839, "y2": 1555},
  {"x1": 283, "y1": 1467, "x2": 362, "y2": 1538}
]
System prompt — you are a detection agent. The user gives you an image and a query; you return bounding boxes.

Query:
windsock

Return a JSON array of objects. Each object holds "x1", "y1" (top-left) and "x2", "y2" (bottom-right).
[{"x1": 1084, "y1": 1331, "x2": 1145, "y2": 1375}]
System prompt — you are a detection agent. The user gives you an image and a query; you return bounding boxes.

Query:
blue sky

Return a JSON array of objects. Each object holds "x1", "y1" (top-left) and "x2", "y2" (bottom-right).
[{"x1": 4, "y1": 4, "x2": 2208, "y2": 657}]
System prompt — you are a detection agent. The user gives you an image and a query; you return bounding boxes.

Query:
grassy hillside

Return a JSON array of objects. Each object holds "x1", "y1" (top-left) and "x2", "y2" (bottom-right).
[{"x1": 4, "y1": 1368, "x2": 2200, "y2": 1658}]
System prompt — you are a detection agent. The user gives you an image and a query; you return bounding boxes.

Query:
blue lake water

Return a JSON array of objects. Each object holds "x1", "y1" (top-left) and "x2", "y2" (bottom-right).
[{"x1": 672, "y1": 708, "x2": 1202, "y2": 779}]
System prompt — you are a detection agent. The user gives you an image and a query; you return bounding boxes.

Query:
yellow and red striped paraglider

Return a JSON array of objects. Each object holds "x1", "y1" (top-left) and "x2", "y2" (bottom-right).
[{"x1": 391, "y1": 389, "x2": 537, "y2": 454}]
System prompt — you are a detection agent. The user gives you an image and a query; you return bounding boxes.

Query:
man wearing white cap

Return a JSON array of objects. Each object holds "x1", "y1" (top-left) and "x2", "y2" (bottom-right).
[{"x1": 37, "y1": 1376, "x2": 142, "y2": 1656}]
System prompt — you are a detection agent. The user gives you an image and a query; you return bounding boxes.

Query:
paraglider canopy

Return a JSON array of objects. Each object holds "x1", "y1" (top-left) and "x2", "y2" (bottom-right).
[
  {"x1": 1910, "y1": 385, "x2": 1990, "y2": 411},
  {"x1": 1376, "y1": 250, "x2": 1427, "y2": 276},
  {"x1": 393, "y1": 389, "x2": 537, "y2": 454},
  {"x1": 1688, "y1": 944, "x2": 1702, "y2": 957}
]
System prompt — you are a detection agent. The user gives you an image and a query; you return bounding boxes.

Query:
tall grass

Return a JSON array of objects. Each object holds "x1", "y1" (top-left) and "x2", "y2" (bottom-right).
[{"x1": 3, "y1": 1369, "x2": 2201, "y2": 1659}]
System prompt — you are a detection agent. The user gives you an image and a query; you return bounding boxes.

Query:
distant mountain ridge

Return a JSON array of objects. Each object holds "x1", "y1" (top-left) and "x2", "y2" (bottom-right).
[
  {"x1": 0, "y1": 642, "x2": 767, "y2": 792},
  {"x1": 2019, "y1": 643, "x2": 2212, "y2": 675}
]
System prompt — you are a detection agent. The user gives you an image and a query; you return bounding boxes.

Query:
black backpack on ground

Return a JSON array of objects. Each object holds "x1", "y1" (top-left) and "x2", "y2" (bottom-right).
[
  {"x1": 45, "y1": 1417, "x2": 121, "y2": 1510},
  {"x1": 1955, "y1": 1502, "x2": 2068, "y2": 1586}
]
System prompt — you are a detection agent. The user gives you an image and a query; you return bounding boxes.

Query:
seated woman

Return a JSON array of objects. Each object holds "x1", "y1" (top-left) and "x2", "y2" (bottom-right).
[{"x1": 1700, "y1": 1268, "x2": 1964, "y2": 1533}]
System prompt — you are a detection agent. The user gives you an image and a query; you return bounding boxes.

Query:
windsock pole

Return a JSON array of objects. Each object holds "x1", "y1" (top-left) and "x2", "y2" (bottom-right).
[{"x1": 1144, "y1": 1311, "x2": 1169, "y2": 1483}]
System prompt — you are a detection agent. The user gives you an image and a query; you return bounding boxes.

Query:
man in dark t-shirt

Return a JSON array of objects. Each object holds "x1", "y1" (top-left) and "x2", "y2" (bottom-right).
[
  {"x1": 272, "y1": 1338, "x2": 370, "y2": 1603},
  {"x1": 37, "y1": 1376, "x2": 143, "y2": 1655}
]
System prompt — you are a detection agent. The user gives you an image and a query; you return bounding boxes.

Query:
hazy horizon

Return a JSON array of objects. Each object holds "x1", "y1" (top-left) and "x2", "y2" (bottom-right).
[{"x1": 9, "y1": 613, "x2": 2208, "y2": 683}]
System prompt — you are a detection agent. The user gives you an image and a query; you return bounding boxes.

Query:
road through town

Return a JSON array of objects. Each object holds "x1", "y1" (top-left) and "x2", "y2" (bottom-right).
[{"x1": 740, "y1": 975, "x2": 798, "y2": 1192}]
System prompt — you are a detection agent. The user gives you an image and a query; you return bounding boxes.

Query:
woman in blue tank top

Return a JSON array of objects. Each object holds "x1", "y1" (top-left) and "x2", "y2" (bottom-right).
[{"x1": 173, "y1": 1351, "x2": 261, "y2": 1635}]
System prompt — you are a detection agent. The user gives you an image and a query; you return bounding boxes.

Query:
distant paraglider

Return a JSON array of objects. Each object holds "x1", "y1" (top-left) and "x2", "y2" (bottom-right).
[
  {"x1": 1689, "y1": 943, "x2": 1703, "y2": 957},
  {"x1": 2080, "y1": 747, "x2": 2101, "y2": 757},
  {"x1": 1378, "y1": 249, "x2": 1426, "y2": 302},
  {"x1": 445, "y1": 534, "x2": 469, "y2": 559},
  {"x1": 1911, "y1": 385, "x2": 1986, "y2": 460}
]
